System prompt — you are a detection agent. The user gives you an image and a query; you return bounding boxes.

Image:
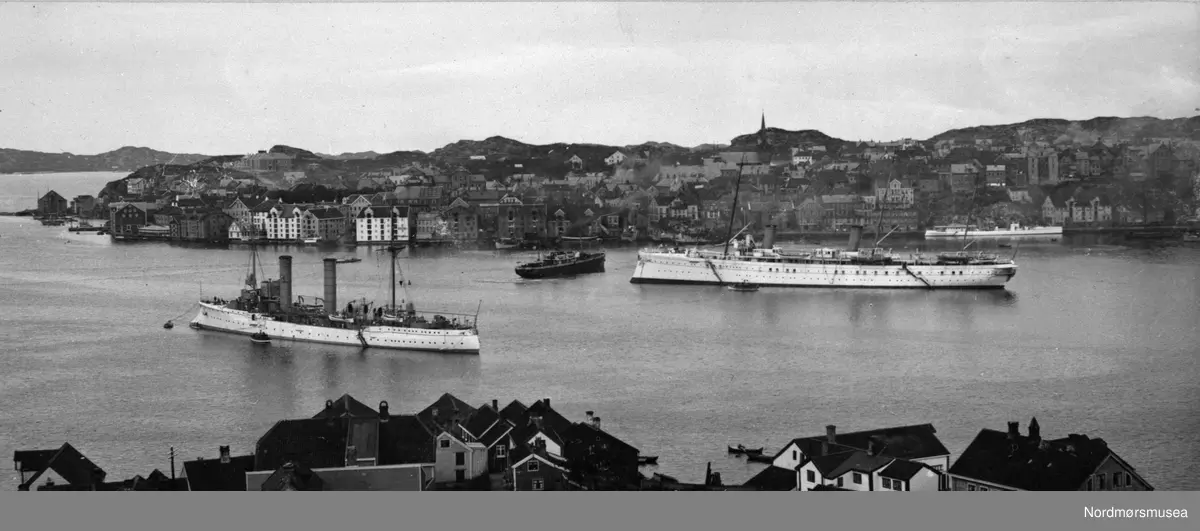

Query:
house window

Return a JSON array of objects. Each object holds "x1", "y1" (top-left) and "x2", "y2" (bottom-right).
[
  {"x1": 806, "y1": 470, "x2": 815, "y2": 483},
  {"x1": 1125, "y1": 472, "x2": 1132, "y2": 487},
  {"x1": 792, "y1": 450, "x2": 797, "y2": 461},
  {"x1": 532, "y1": 478, "x2": 544, "y2": 491},
  {"x1": 1112, "y1": 472, "x2": 1121, "y2": 488},
  {"x1": 1098, "y1": 474, "x2": 1106, "y2": 490},
  {"x1": 440, "y1": 439, "x2": 450, "y2": 448},
  {"x1": 496, "y1": 445, "x2": 507, "y2": 457},
  {"x1": 853, "y1": 473, "x2": 862, "y2": 485},
  {"x1": 455, "y1": 452, "x2": 465, "y2": 466},
  {"x1": 836, "y1": 477, "x2": 843, "y2": 487},
  {"x1": 979, "y1": 486, "x2": 989, "y2": 491},
  {"x1": 528, "y1": 460, "x2": 540, "y2": 472},
  {"x1": 968, "y1": 484, "x2": 977, "y2": 491},
  {"x1": 882, "y1": 478, "x2": 892, "y2": 490}
]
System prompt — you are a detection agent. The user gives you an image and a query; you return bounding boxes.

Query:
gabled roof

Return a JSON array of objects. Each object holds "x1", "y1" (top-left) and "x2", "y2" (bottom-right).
[
  {"x1": 498, "y1": 400, "x2": 528, "y2": 424},
  {"x1": 948, "y1": 420, "x2": 1142, "y2": 491},
  {"x1": 260, "y1": 462, "x2": 324, "y2": 491},
  {"x1": 742, "y1": 465, "x2": 796, "y2": 491},
  {"x1": 417, "y1": 393, "x2": 477, "y2": 432},
  {"x1": 378, "y1": 414, "x2": 437, "y2": 465},
  {"x1": 308, "y1": 208, "x2": 344, "y2": 220},
  {"x1": 16, "y1": 442, "x2": 106, "y2": 491},
  {"x1": 878, "y1": 459, "x2": 928, "y2": 481},
  {"x1": 312, "y1": 394, "x2": 379, "y2": 419},
  {"x1": 182, "y1": 453, "x2": 256, "y2": 491},
  {"x1": 565, "y1": 421, "x2": 640, "y2": 455},
  {"x1": 777, "y1": 424, "x2": 950, "y2": 463},
  {"x1": 508, "y1": 446, "x2": 570, "y2": 471},
  {"x1": 826, "y1": 451, "x2": 895, "y2": 478},
  {"x1": 255, "y1": 417, "x2": 352, "y2": 472},
  {"x1": 462, "y1": 406, "x2": 501, "y2": 440}
]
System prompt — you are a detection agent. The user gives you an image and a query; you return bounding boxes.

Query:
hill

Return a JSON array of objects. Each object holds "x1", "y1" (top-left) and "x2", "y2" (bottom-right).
[
  {"x1": 928, "y1": 115, "x2": 1200, "y2": 144},
  {"x1": 728, "y1": 128, "x2": 846, "y2": 152},
  {"x1": 0, "y1": 146, "x2": 209, "y2": 174}
]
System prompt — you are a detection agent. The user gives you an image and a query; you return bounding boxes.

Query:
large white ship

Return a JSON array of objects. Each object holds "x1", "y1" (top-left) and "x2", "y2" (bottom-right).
[
  {"x1": 630, "y1": 227, "x2": 1017, "y2": 289},
  {"x1": 924, "y1": 223, "x2": 1063, "y2": 239},
  {"x1": 190, "y1": 245, "x2": 481, "y2": 353}
]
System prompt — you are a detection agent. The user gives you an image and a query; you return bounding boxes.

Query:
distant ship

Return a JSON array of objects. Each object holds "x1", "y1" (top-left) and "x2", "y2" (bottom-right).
[
  {"x1": 515, "y1": 250, "x2": 606, "y2": 279},
  {"x1": 924, "y1": 223, "x2": 1063, "y2": 239},
  {"x1": 629, "y1": 153, "x2": 1018, "y2": 289},
  {"x1": 190, "y1": 244, "x2": 481, "y2": 353}
]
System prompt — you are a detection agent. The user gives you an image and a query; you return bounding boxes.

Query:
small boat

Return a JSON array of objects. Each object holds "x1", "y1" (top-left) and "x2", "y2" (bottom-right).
[
  {"x1": 638, "y1": 456, "x2": 659, "y2": 465},
  {"x1": 494, "y1": 238, "x2": 521, "y2": 250},
  {"x1": 515, "y1": 250, "x2": 606, "y2": 279},
  {"x1": 335, "y1": 257, "x2": 362, "y2": 264},
  {"x1": 163, "y1": 321, "x2": 174, "y2": 329},
  {"x1": 727, "y1": 281, "x2": 760, "y2": 292},
  {"x1": 328, "y1": 314, "x2": 354, "y2": 324},
  {"x1": 998, "y1": 243, "x2": 1013, "y2": 248},
  {"x1": 302, "y1": 237, "x2": 319, "y2": 244},
  {"x1": 189, "y1": 322, "x2": 202, "y2": 330},
  {"x1": 727, "y1": 445, "x2": 764, "y2": 456},
  {"x1": 250, "y1": 331, "x2": 271, "y2": 345},
  {"x1": 747, "y1": 453, "x2": 773, "y2": 464}
]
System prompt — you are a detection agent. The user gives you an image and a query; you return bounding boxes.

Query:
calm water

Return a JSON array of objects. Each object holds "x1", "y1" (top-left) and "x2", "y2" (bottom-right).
[{"x1": 1, "y1": 173, "x2": 1198, "y2": 490}]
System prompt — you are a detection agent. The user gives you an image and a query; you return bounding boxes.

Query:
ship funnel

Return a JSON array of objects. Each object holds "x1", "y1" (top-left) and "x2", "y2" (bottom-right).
[
  {"x1": 846, "y1": 225, "x2": 863, "y2": 251},
  {"x1": 323, "y1": 258, "x2": 337, "y2": 315},
  {"x1": 279, "y1": 255, "x2": 293, "y2": 312},
  {"x1": 762, "y1": 224, "x2": 776, "y2": 249}
]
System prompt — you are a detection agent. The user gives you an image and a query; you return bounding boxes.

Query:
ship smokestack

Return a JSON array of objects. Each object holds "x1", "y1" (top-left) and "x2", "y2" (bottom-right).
[
  {"x1": 323, "y1": 258, "x2": 337, "y2": 315},
  {"x1": 846, "y1": 225, "x2": 863, "y2": 252},
  {"x1": 762, "y1": 224, "x2": 776, "y2": 249},
  {"x1": 279, "y1": 255, "x2": 293, "y2": 312}
]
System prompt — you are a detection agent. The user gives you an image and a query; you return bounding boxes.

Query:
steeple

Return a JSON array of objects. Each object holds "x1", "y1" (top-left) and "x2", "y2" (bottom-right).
[{"x1": 758, "y1": 111, "x2": 769, "y2": 150}]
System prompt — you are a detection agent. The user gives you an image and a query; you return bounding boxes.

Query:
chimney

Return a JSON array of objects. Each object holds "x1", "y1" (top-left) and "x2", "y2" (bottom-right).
[
  {"x1": 762, "y1": 224, "x2": 776, "y2": 249},
  {"x1": 585, "y1": 411, "x2": 594, "y2": 424},
  {"x1": 379, "y1": 401, "x2": 389, "y2": 422},
  {"x1": 278, "y1": 255, "x2": 293, "y2": 312},
  {"x1": 544, "y1": 398, "x2": 550, "y2": 409},
  {"x1": 1028, "y1": 417, "x2": 1041, "y2": 443},
  {"x1": 345, "y1": 445, "x2": 358, "y2": 467},
  {"x1": 325, "y1": 399, "x2": 334, "y2": 410},
  {"x1": 867, "y1": 438, "x2": 877, "y2": 456},
  {"x1": 593, "y1": 416, "x2": 601, "y2": 430},
  {"x1": 492, "y1": 399, "x2": 499, "y2": 412},
  {"x1": 826, "y1": 425, "x2": 837, "y2": 445},
  {"x1": 1007, "y1": 421, "x2": 1020, "y2": 441},
  {"x1": 219, "y1": 445, "x2": 231, "y2": 464},
  {"x1": 846, "y1": 226, "x2": 863, "y2": 251},
  {"x1": 323, "y1": 258, "x2": 337, "y2": 315}
]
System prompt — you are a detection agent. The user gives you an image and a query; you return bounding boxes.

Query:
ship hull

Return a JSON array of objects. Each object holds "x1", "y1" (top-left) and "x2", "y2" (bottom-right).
[
  {"x1": 190, "y1": 303, "x2": 480, "y2": 353},
  {"x1": 924, "y1": 226, "x2": 1063, "y2": 238},
  {"x1": 629, "y1": 252, "x2": 1015, "y2": 289},
  {"x1": 515, "y1": 255, "x2": 606, "y2": 279}
]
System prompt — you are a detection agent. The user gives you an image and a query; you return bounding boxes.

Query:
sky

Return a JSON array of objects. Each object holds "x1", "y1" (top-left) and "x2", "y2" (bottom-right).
[{"x1": 1, "y1": 2, "x2": 1198, "y2": 155}]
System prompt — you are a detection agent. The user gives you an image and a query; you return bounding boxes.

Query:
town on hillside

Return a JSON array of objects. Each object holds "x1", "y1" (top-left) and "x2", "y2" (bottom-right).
[
  {"x1": 12, "y1": 393, "x2": 1156, "y2": 492},
  {"x1": 33, "y1": 118, "x2": 1200, "y2": 246}
]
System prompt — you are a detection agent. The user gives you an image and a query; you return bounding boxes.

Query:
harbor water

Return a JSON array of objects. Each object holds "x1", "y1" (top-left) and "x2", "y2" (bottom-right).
[{"x1": 1, "y1": 172, "x2": 1198, "y2": 489}]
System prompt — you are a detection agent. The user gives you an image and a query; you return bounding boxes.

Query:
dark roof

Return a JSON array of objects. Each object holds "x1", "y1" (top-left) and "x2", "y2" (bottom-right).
[
  {"x1": 182, "y1": 454, "x2": 256, "y2": 491},
  {"x1": 254, "y1": 417, "x2": 352, "y2": 472},
  {"x1": 564, "y1": 421, "x2": 640, "y2": 455},
  {"x1": 260, "y1": 462, "x2": 324, "y2": 491},
  {"x1": 948, "y1": 423, "x2": 1129, "y2": 491},
  {"x1": 826, "y1": 451, "x2": 895, "y2": 478},
  {"x1": 810, "y1": 484, "x2": 852, "y2": 491},
  {"x1": 780, "y1": 424, "x2": 950, "y2": 463},
  {"x1": 312, "y1": 394, "x2": 379, "y2": 419},
  {"x1": 498, "y1": 400, "x2": 528, "y2": 425},
  {"x1": 478, "y1": 419, "x2": 515, "y2": 448},
  {"x1": 878, "y1": 459, "x2": 927, "y2": 481},
  {"x1": 508, "y1": 446, "x2": 570, "y2": 471},
  {"x1": 515, "y1": 399, "x2": 575, "y2": 447},
  {"x1": 806, "y1": 451, "x2": 856, "y2": 478},
  {"x1": 17, "y1": 443, "x2": 106, "y2": 491},
  {"x1": 378, "y1": 414, "x2": 436, "y2": 465},
  {"x1": 309, "y1": 207, "x2": 344, "y2": 220},
  {"x1": 742, "y1": 466, "x2": 796, "y2": 491},
  {"x1": 13, "y1": 449, "x2": 58, "y2": 473},
  {"x1": 462, "y1": 407, "x2": 500, "y2": 440},
  {"x1": 417, "y1": 393, "x2": 477, "y2": 432}
]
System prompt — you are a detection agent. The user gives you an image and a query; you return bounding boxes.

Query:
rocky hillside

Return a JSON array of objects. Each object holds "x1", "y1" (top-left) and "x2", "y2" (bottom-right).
[
  {"x1": 728, "y1": 128, "x2": 846, "y2": 152},
  {"x1": 928, "y1": 115, "x2": 1200, "y2": 144},
  {"x1": 0, "y1": 146, "x2": 209, "y2": 174}
]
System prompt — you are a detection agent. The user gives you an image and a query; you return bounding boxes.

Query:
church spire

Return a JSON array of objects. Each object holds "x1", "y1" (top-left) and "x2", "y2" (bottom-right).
[{"x1": 758, "y1": 111, "x2": 769, "y2": 149}]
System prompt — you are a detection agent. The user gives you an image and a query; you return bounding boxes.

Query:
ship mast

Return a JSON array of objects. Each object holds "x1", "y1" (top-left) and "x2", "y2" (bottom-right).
[{"x1": 722, "y1": 152, "x2": 749, "y2": 257}]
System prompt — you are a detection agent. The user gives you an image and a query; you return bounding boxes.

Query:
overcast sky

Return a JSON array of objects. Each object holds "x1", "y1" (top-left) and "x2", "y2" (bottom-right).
[{"x1": 1, "y1": 2, "x2": 1197, "y2": 155}]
